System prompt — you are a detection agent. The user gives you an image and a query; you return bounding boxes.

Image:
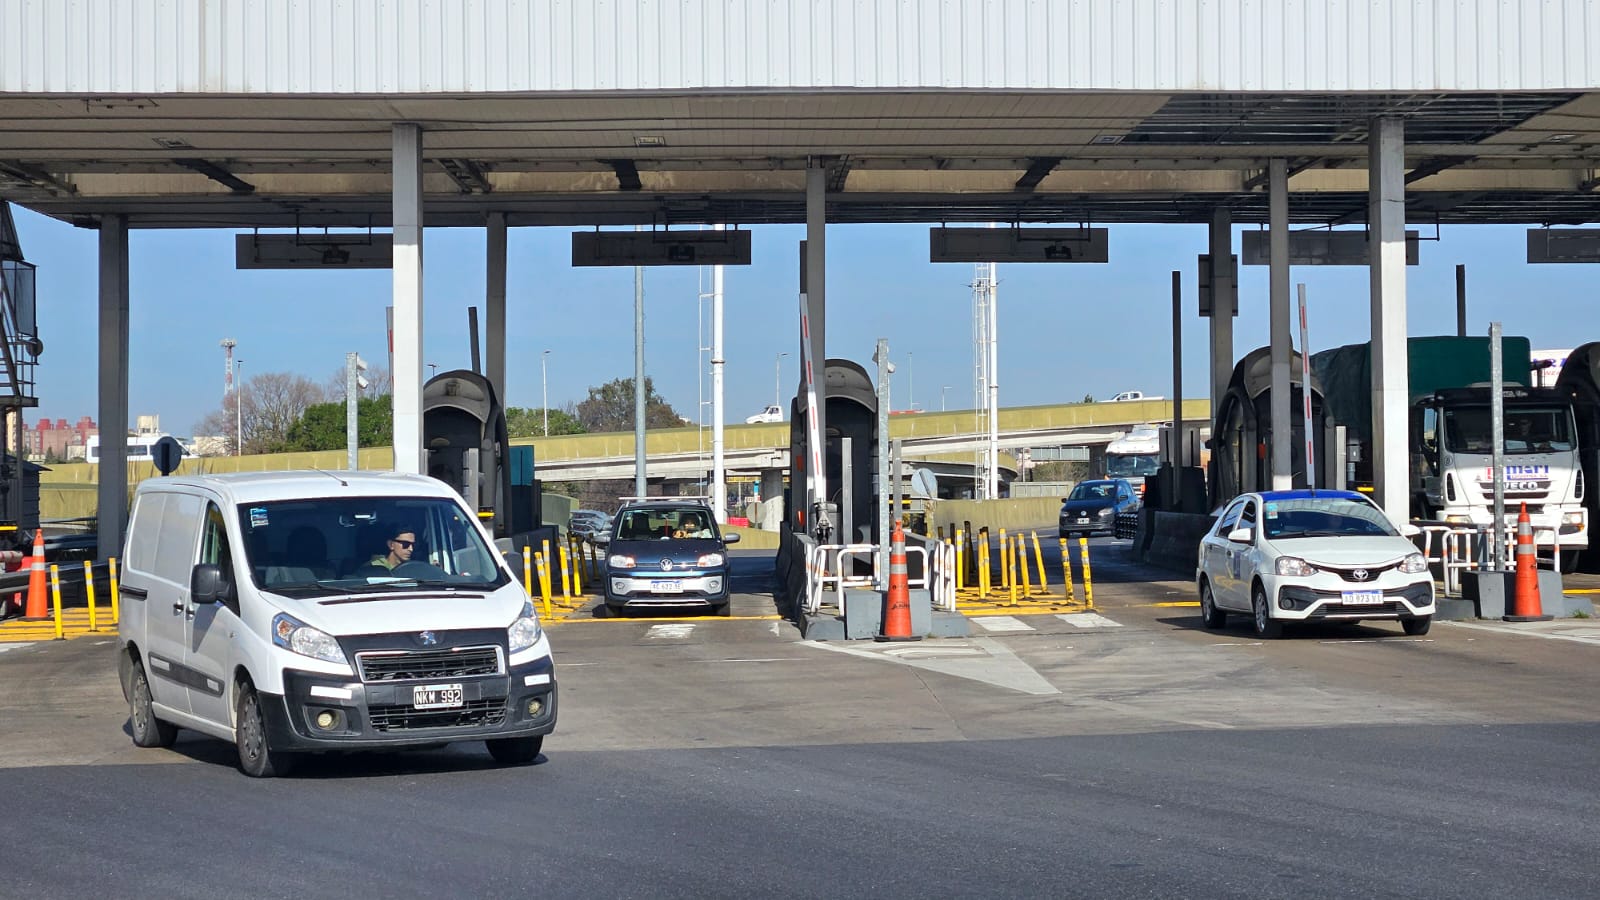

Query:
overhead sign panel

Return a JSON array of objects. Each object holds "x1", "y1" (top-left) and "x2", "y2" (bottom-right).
[
  {"x1": 929, "y1": 227, "x2": 1109, "y2": 263},
  {"x1": 1241, "y1": 230, "x2": 1420, "y2": 266},
  {"x1": 1527, "y1": 229, "x2": 1600, "y2": 263},
  {"x1": 572, "y1": 230, "x2": 752, "y2": 267},
  {"x1": 235, "y1": 234, "x2": 393, "y2": 269}
]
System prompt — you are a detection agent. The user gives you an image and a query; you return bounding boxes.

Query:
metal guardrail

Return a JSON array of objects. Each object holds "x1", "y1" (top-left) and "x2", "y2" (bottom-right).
[{"x1": 1416, "y1": 520, "x2": 1565, "y2": 597}]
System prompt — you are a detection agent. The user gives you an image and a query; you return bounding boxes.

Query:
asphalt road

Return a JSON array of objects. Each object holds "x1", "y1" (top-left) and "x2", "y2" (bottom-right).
[{"x1": 3, "y1": 543, "x2": 1599, "y2": 899}]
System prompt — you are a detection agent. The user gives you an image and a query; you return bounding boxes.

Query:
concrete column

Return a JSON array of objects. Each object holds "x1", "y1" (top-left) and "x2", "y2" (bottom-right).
[
  {"x1": 96, "y1": 215, "x2": 129, "y2": 560},
  {"x1": 391, "y1": 123, "x2": 425, "y2": 474},
  {"x1": 1208, "y1": 209, "x2": 1234, "y2": 417},
  {"x1": 1268, "y1": 159, "x2": 1293, "y2": 490},
  {"x1": 804, "y1": 163, "x2": 828, "y2": 531},
  {"x1": 485, "y1": 212, "x2": 507, "y2": 407},
  {"x1": 1369, "y1": 116, "x2": 1411, "y2": 524}
]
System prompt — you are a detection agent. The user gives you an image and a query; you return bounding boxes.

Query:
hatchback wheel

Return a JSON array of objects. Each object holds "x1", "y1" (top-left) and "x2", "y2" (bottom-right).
[
  {"x1": 1199, "y1": 580, "x2": 1227, "y2": 629},
  {"x1": 1252, "y1": 584, "x2": 1283, "y2": 639}
]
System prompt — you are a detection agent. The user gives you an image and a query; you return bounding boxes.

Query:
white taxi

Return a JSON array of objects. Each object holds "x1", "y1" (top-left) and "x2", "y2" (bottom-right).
[{"x1": 1196, "y1": 490, "x2": 1435, "y2": 638}]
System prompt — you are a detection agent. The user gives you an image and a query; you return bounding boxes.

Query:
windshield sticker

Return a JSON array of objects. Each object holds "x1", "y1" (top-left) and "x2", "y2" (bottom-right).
[
  {"x1": 1264, "y1": 502, "x2": 1279, "y2": 518},
  {"x1": 249, "y1": 507, "x2": 269, "y2": 528}
]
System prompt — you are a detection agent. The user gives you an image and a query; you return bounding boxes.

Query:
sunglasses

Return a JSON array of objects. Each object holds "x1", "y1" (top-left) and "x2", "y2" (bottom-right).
[{"x1": 390, "y1": 539, "x2": 415, "y2": 548}]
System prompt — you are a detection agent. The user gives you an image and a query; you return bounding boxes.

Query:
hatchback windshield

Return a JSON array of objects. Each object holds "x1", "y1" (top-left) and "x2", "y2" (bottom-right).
[
  {"x1": 1262, "y1": 497, "x2": 1399, "y2": 539},
  {"x1": 238, "y1": 495, "x2": 506, "y2": 593},
  {"x1": 1443, "y1": 406, "x2": 1575, "y2": 454},
  {"x1": 1068, "y1": 482, "x2": 1120, "y2": 502},
  {"x1": 614, "y1": 506, "x2": 718, "y2": 541}
]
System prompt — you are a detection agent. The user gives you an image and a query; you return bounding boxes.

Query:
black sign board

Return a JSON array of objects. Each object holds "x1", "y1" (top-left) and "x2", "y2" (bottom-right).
[{"x1": 152, "y1": 436, "x2": 185, "y2": 475}]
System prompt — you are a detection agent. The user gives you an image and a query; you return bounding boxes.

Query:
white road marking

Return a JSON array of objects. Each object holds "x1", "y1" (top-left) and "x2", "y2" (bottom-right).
[
  {"x1": 1317, "y1": 639, "x2": 1435, "y2": 645},
  {"x1": 701, "y1": 657, "x2": 807, "y2": 663},
  {"x1": 1445, "y1": 620, "x2": 1600, "y2": 647},
  {"x1": 646, "y1": 623, "x2": 696, "y2": 640},
  {"x1": 971, "y1": 616, "x2": 1034, "y2": 633},
  {"x1": 769, "y1": 622, "x2": 782, "y2": 638},
  {"x1": 806, "y1": 637, "x2": 1060, "y2": 696},
  {"x1": 1057, "y1": 613, "x2": 1123, "y2": 629},
  {"x1": 0, "y1": 643, "x2": 34, "y2": 654}
]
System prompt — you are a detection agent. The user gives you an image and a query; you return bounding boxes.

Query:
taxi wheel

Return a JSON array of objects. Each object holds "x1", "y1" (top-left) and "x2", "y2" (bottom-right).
[
  {"x1": 1402, "y1": 616, "x2": 1432, "y2": 636},
  {"x1": 487, "y1": 735, "x2": 543, "y2": 766},
  {"x1": 1252, "y1": 584, "x2": 1283, "y2": 639},
  {"x1": 1199, "y1": 580, "x2": 1227, "y2": 629},
  {"x1": 711, "y1": 601, "x2": 731, "y2": 617},
  {"x1": 128, "y1": 661, "x2": 177, "y2": 748},
  {"x1": 235, "y1": 683, "x2": 293, "y2": 778}
]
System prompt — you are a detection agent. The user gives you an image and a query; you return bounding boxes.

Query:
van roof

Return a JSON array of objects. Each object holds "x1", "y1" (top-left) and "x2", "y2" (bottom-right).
[{"x1": 134, "y1": 469, "x2": 459, "y2": 504}]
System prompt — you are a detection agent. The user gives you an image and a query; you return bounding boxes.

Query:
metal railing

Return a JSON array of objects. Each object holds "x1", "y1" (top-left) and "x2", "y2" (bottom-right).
[
  {"x1": 1416, "y1": 521, "x2": 1565, "y2": 597},
  {"x1": 800, "y1": 537, "x2": 954, "y2": 616}
]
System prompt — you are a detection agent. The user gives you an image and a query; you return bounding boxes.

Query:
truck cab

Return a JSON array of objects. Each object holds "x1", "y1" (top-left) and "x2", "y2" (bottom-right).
[{"x1": 1412, "y1": 385, "x2": 1587, "y2": 562}]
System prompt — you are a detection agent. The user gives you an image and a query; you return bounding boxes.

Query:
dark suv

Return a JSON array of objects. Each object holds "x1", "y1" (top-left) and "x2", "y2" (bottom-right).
[{"x1": 598, "y1": 499, "x2": 740, "y2": 616}]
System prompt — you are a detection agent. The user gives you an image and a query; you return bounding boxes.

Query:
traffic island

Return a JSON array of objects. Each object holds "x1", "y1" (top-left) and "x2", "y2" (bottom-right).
[{"x1": 797, "y1": 588, "x2": 969, "y2": 641}]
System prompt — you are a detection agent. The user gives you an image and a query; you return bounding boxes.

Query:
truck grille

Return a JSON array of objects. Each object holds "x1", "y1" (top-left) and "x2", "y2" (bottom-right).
[
  {"x1": 355, "y1": 646, "x2": 502, "y2": 683},
  {"x1": 368, "y1": 698, "x2": 507, "y2": 732}
]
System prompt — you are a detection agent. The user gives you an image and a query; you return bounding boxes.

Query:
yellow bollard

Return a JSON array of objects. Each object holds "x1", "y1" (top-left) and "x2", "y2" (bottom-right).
[
  {"x1": 1079, "y1": 537, "x2": 1094, "y2": 608},
  {"x1": 954, "y1": 530, "x2": 965, "y2": 589},
  {"x1": 534, "y1": 552, "x2": 553, "y2": 617},
  {"x1": 978, "y1": 530, "x2": 991, "y2": 599},
  {"x1": 522, "y1": 545, "x2": 534, "y2": 596},
  {"x1": 997, "y1": 529, "x2": 1009, "y2": 588},
  {"x1": 1031, "y1": 532, "x2": 1049, "y2": 593},
  {"x1": 109, "y1": 557, "x2": 120, "y2": 625},
  {"x1": 1059, "y1": 537, "x2": 1076, "y2": 604},
  {"x1": 559, "y1": 546, "x2": 573, "y2": 603},
  {"x1": 568, "y1": 544, "x2": 583, "y2": 596},
  {"x1": 49, "y1": 564, "x2": 63, "y2": 640},
  {"x1": 83, "y1": 560, "x2": 98, "y2": 632},
  {"x1": 1017, "y1": 534, "x2": 1032, "y2": 598}
]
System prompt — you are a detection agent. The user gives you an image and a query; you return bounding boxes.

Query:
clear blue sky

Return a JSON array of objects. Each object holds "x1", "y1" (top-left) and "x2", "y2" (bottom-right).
[{"x1": 11, "y1": 203, "x2": 1597, "y2": 436}]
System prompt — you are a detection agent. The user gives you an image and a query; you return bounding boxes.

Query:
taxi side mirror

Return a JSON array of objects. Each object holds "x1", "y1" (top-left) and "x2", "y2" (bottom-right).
[{"x1": 1227, "y1": 527, "x2": 1254, "y2": 543}]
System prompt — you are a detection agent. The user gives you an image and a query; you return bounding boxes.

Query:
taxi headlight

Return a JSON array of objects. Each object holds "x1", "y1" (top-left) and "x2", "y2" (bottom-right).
[
  {"x1": 608, "y1": 553, "x2": 636, "y2": 569},
  {"x1": 271, "y1": 613, "x2": 348, "y2": 665},
  {"x1": 1399, "y1": 553, "x2": 1429, "y2": 574},
  {"x1": 508, "y1": 601, "x2": 544, "y2": 654},
  {"x1": 1274, "y1": 556, "x2": 1317, "y2": 577},
  {"x1": 697, "y1": 552, "x2": 725, "y2": 568}
]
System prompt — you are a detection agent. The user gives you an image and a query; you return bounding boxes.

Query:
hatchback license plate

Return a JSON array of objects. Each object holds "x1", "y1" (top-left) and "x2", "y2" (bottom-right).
[
  {"x1": 412, "y1": 683, "x2": 464, "y2": 710},
  {"x1": 1340, "y1": 590, "x2": 1383, "y2": 605},
  {"x1": 653, "y1": 580, "x2": 684, "y2": 594},
  {"x1": 1077, "y1": 518, "x2": 1091, "y2": 524}
]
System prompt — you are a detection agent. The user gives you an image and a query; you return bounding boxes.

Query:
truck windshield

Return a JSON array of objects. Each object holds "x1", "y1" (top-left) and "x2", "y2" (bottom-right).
[
  {"x1": 1105, "y1": 454, "x2": 1160, "y2": 478},
  {"x1": 238, "y1": 495, "x2": 507, "y2": 594},
  {"x1": 1263, "y1": 498, "x2": 1398, "y2": 539},
  {"x1": 1443, "y1": 406, "x2": 1574, "y2": 454}
]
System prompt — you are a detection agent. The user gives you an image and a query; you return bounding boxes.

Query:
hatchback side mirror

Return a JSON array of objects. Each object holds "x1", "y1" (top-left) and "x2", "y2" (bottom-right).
[
  {"x1": 593, "y1": 533, "x2": 611, "y2": 546},
  {"x1": 723, "y1": 532, "x2": 741, "y2": 544},
  {"x1": 1227, "y1": 527, "x2": 1254, "y2": 543}
]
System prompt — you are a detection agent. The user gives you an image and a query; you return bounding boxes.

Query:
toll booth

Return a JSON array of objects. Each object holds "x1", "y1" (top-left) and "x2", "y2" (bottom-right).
[
  {"x1": 788, "y1": 358, "x2": 880, "y2": 544},
  {"x1": 1209, "y1": 346, "x2": 1327, "y2": 509},
  {"x1": 1556, "y1": 342, "x2": 1600, "y2": 572},
  {"x1": 423, "y1": 369, "x2": 512, "y2": 538}
]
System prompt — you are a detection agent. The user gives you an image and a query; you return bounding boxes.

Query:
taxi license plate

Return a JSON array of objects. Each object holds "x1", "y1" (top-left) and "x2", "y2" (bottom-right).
[
  {"x1": 653, "y1": 580, "x2": 684, "y2": 594},
  {"x1": 1340, "y1": 590, "x2": 1383, "y2": 605},
  {"x1": 412, "y1": 683, "x2": 464, "y2": 710}
]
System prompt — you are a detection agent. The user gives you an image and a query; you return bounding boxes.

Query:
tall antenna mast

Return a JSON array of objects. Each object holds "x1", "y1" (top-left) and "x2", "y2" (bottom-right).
[{"x1": 220, "y1": 338, "x2": 236, "y2": 398}]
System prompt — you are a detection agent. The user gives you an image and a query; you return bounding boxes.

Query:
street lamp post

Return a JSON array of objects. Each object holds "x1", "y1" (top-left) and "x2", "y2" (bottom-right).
[
  {"x1": 941, "y1": 385, "x2": 951, "y2": 412},
  {"x1": 774, "y1": 352, "x2": 788, "y2": 410},
  {"x1": 908, "y1": 352, "x2": 914, "y2": 411},
  {"x1": 541, "y1": 349, "x2": 551, "y2": 435},
  {"x1": 234, "y1": 360, "x2": 244, "y2": 455}
]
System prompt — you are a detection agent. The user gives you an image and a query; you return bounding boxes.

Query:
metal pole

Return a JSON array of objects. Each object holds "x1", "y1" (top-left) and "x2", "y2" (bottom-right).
[
  {"x1": 1298, "y1": 284, "x2": 1315, "y2": 488},
  {"x1": 541, "y1": 350, "x2": 550, "y2": 436},
  {"x1": 775, "y1": 352, "x2": 788, "y2": 410},
  {"x1": 346, "y1": 352, "x2": 359, "y2": 470},
  {"x1": 634, "y1": 245, "x2": 647, "y2": 499},
  {"x1": 485, "y1": 212, "x2": 508, "y2": 406},
  {"x1": 234, "y1": 360, "x2": 243, "y2": 455},
  {"x1": 1269, "y1": 158, "x2": 1293, "y2": 490},
  {"x1": 804, "y1": 165, "x2": 829, "y2": 532},
  {"x1": 875, "y1": 338, "x2": 892, "y2": 588},
  {"x1": 467, "y1": 306, "x2": 481, "y2": 374},
  {"x1": 908, "y1": 352, "x2": 914, "y2": 412},
  {"x1": 390, "y1": 122, "x2": 425, "y2": 474},
  {"x1": 986, "y1": 262, "x2": 1000, "y2": 499},
  {"x1": 711, "y1": 225, "x2": 727, "y2": 523},
  {"x1": 1490, "y1": 321, "x2": 1506, "y2": 571},
  {"x1": 1455, "y1": 264, "x2": 1467, "y2": 337},
  {"x1": 1170, "y1": 270, "x2": 1183, "y2": 509}
]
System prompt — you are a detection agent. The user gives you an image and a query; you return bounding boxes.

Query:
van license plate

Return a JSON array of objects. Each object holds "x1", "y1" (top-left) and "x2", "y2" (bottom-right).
[
  {"x1": 653, "y1": 580, "x2": 684, "y2": 594},
  {"x1": 1340, "y1": 591, "x2": 1383, "y2": 605},
  {"x1": 413, "y1": 683, "x2": 464, "y2": 710}
]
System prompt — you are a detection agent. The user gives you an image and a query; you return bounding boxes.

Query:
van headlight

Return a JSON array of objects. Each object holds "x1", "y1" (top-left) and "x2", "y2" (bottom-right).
[
  {"x1": 1274, "y1": 557, "x2": 1317, "y2": 577},
  {"x1": 697, "y1": 552, "x2": 725, "y2": 567},
  {"x1": 608, "y1": 554, "x2": 636, "y2": 569},
  {"x1": 271, "y1": 613, "x2": 348, "y2": 665},
  {"x1": 1399, "y1": 553, "x2": 1429, "y2": 574},
  {"x1": 507, "y1": 601, "x2": 544, "y2": 654}
]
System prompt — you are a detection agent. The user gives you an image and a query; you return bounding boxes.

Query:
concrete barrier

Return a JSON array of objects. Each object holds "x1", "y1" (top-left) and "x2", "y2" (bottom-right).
[
  {"x1": 1135, "y1": 511, "x2": 1216, "y2": 577},
  {"x1": 926, "y1": 497, "x2": 1062, "y2": 537}
]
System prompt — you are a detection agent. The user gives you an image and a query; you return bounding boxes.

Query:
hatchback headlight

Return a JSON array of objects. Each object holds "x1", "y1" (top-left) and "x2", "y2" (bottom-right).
[
  {"x1": 697, "y1": 552, "x2": 725, "y2": 567},
  {"x1": 608, "y1": 553, "x2": 636, "y2": 569},
  {"x1": 271, "y1": 613, "x2": 348, "y2": 665},
  {"x1": 508, "y1": 601, "x2": 544, "y2": 654},
  {"x1": 1398, "y1": 553, "x2": 1429, "y2": 574},
  {"x1": 1274, "y1": 556, "x2": 1317, "y2": 577}
]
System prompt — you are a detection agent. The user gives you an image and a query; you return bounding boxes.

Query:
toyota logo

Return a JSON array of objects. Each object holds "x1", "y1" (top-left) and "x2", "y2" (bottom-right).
[
  {"x1": 1351, "y1": 569, "x2": 1369, "y2": 582},
  {"x1": 661, "y1": 559, "x2": 674, "y2": 571},
  {"x1": 418, "y1": 630, "x2": 439, "y2": 646}
]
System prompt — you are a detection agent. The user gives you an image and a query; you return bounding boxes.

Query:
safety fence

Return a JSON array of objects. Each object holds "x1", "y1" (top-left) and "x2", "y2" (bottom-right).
[
  {"x1": 0, "y1": 558, "x2": 120, "y2": 641},
  {"x1": 793, "y1": 531, "x2": 959, "y2": 616},
  {"x1": 930, "y1": 522, "x2": 1096, "y2": 609},
  {"x1": 1416, "y1": 521, "x2": 1566, "y2": 598}
]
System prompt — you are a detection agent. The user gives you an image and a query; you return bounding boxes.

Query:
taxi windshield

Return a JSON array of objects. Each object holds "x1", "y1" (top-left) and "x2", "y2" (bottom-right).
[
  {"x1": 238, "y1": 495, "x2": 507, "y2": 594},
  {"x1": 1262, "y1": 498, "x2": 1398, "y2": 539}
]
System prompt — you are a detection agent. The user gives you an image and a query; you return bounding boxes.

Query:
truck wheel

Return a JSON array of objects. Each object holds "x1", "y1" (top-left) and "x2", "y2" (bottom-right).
[
  {"x1": 128, "y1": 661, "x2": 177, "y2": 748},
  {"x1": 487, "y1": 735, "x2": 543, "y2": 765}
]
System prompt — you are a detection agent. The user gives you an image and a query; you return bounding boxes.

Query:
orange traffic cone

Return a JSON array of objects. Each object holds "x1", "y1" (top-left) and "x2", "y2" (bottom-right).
[
  {"x1": 876, "y1": 519, "x2": 921, "y2": 642},
  {"x1": 1505, "y1": 503, "x2": 1552, "y2": 623},
  {"x1": 23, "y1": 528, "x2": 47, "y2": 620}
]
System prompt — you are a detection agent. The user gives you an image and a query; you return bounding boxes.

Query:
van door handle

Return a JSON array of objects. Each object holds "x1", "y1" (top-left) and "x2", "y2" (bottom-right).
[{"x1": 172, "y1": 602, "x2": 185, "y2": 614}]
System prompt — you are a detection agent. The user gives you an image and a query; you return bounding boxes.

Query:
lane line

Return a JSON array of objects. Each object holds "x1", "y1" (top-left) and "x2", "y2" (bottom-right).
[
  {"x1": 1444, "y1": 620, "x2": 1600, "y2": 647},
  {"x1": 1057, "y1": 613, "x2": 1123, "y2": 628},
  {"x1": 646, "y1": 624, "x2": 696, "y2": 639},
  {"x1": 970, "y1": 616, "x2": 1034, "y2": 633}
]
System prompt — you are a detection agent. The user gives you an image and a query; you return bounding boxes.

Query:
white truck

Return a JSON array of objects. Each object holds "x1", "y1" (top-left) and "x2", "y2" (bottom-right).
[{"x1": 1104, "y1": 426, "x2": 1163, "y2": 495}]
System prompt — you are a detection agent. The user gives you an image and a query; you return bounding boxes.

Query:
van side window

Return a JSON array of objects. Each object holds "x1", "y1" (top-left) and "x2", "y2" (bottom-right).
[
  {"x1": 201, "y1": 503, "x2": 234, "y2": 582},
  {"x1": 125, "y1": 493, "x2": 166, "y2": 574}
]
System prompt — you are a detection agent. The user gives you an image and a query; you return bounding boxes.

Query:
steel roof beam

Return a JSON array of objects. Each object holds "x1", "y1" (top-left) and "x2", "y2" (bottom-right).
[
  {"x1": 172, "y1": 158, "x2": 254, "y2": 193},
  {"x1": 1404, "y1": 156, "x2": 1474, "y2": 185},
  {"x1": 1014, "y1": 157, "x2": 1061, "y2": 193},
  {"x1": 437, "y1": 158, "x2": 491, "y2": 194},
  {"x1": 602, "y1": 159, "x2": 642, "y2": 191}
]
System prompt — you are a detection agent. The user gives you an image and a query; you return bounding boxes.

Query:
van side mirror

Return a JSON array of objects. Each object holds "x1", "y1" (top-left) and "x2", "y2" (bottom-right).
[
  {"x1": 190, "y1": 563, "x2": 238, "y2": 615},
  {"x1": 723, "y1": 532, "x2": 741, "y2": 544},
  {"x1": 1227, "y1": 527, "x2": 1254, "y2": 543}
]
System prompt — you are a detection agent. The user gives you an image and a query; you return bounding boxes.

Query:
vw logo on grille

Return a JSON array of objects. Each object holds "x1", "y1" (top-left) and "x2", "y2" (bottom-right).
[
  {"x1": 1351, "y1": 569, "x2": 1370, "y2": 582},
  {"x1": 661, "y1": 559, "x2": 674, "y2": 571},
  {"x1": 418, "y1": 630, "x2": 439, "y2": 646}
]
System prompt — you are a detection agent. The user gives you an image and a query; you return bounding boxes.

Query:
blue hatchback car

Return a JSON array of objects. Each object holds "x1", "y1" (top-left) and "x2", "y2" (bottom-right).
[
  {"x1": 1059, "y1": 479, "x2": 1139, "y2": 538},
  {"x1": 599, "y1": 499, "x2": 740, "y2": 616}
]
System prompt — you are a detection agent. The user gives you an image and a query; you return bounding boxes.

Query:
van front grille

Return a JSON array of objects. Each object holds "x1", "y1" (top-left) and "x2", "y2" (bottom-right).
[
  {"x1": 355, "y1": 646, "x2": 502, "y2": 683},
  {"x1": 367, "y1": 698, "x2": 507, "y2": 732}
]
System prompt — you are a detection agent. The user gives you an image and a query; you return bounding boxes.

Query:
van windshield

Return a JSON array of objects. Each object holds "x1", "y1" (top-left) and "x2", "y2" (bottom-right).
[{"x1": 238, "y1": 495, "x2": 508, "y2": 594}]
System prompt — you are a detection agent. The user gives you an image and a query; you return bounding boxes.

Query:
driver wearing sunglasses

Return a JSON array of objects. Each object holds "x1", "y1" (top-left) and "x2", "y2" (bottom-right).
[{"x1": 368, "y1": 527, "x2": 417, "y2": 571}]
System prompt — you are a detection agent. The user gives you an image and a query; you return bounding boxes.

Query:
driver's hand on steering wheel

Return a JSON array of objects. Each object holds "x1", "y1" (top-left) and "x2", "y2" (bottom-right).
[{"x1": 673, "y1": 528, "x2": 689, "y2": 539}]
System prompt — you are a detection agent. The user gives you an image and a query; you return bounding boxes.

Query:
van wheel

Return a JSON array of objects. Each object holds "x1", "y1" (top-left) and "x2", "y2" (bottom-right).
[
  {"x1": 128, "y1": 662, "x2": 177, "y2": 748},
  {"x1": 235, "y1": 684, "x2": 293, "y2": 778},
  {"x1": 487, "y1": 735, "x2": 543, "y2": 766},
  {"x1": 1402, "y1": 616, "x2": 1432, "y2": 636},
  {"x1": 1252, "y1": 584, "x2": 1283, "y2": 639}
]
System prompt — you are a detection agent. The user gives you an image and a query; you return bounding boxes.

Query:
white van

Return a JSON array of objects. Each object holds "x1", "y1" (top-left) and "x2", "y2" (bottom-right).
[{"x1": 116, "y1": 470, "x2": 556, "y2": 777}]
